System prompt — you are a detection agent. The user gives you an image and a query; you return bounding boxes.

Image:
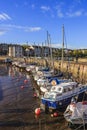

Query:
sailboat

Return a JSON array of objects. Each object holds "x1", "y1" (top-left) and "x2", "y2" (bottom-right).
[{"x1": 41, "y1": 25, "x2": 87, "y2": 113}]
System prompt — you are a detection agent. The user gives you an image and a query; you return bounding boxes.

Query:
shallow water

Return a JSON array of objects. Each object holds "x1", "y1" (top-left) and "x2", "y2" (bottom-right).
[{"x1": 0, "y1": 64, "x2": 86, "y2": 130}]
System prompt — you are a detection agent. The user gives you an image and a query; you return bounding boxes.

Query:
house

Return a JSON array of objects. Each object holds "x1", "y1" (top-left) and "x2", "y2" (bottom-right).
[
  {"x1": 32, "y1": 45, "x2": 54, "y2": 57},
  {"x1": 0, "y1": 43, "x2": 8, "y2": 55},
  {"x1": 8, "y1": 44, "x2": 23, "y2": 57}
]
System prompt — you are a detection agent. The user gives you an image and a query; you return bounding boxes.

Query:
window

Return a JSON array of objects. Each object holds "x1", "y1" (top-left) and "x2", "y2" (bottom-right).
[
  {"x1": 64, "y1": 88, "x2": 66, "y2": 92},
  {"x1": 58, "y1": 87, "x2": 61, "y2": 91}
]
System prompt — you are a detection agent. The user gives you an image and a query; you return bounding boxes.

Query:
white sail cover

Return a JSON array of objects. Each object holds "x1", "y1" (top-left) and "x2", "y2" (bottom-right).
[
  {"x1": 72, "y1": 102, "x2": 86, "y2": 117},
  {"x1": 66, "y1": 101, "x2": 87, "y2": 119}
]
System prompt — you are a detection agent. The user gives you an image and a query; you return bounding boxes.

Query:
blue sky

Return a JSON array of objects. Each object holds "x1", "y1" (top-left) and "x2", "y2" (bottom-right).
[{"x1": 0, "y1": 0, "x2": 87, "y2": 49}]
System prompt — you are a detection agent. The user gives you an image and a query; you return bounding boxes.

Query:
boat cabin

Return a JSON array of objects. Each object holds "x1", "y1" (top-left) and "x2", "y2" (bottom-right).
[
  {"x1": 50, "y1": 82, "x2": 78, "y2": 93},
  {"x1": 44, "y1": 82, "x2": 78, "y2": 100}
]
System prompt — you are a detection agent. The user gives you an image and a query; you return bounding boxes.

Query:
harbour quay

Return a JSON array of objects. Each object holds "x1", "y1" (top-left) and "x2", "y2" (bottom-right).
[
  {"x1": 17, "y1": 57, "x2": 87, "y2": 84},
  {"x1": 0, "y1": 56, "x2": 87, "y2": 83}
]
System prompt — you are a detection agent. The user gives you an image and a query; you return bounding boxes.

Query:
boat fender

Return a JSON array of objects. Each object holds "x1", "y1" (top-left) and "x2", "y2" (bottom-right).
[
  {"x1": 51, "y1": 112, "x2": 58, "y2": 117},
  {"x1": 20, "y1": 86, "x2": 24, "y2": 89},
  {"x1": 53, "y1": 112, "x2": 58, "y2": 117},
  {"x1": 51, "y1": 80, "x2": 57, "y2": 86},
  {"x1": 35, "y1": 108, "x2": 41, "y2": 115},
  {"x1": 33, "y1": 93, "x2": 37, "y2": 97},
  {"x1": 24, "y1": 79, "x2": 28, "y2": 84},
  {"x1": 51, "y1": 114, "x2": 54, "y2": 117},
  {"x1": 82, "y1": 101, "x2": 87, "y2": 105}
]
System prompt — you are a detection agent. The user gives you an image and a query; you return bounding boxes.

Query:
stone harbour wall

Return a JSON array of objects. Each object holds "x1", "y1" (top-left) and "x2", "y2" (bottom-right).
[
  {"x1": 29, "y1": 58, "x2": 87, "y2": 84},
  {"x1": 0, "y1": 56, "x2": 87, "y2": 84}
]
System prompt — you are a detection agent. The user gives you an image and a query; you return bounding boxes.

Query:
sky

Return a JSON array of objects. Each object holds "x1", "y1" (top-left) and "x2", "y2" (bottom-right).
[{"x1": 0, "y1": 0, "x2": 87, "y2": 49}]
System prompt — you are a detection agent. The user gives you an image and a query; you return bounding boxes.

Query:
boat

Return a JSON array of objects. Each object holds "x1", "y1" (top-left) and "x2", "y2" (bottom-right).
[
  {"x1": 26, "y1": 64, "x2": 36, "y2": 73},
  {"x1": 34, "y1": 67, "x2": 53, "y2": 81},
  {"x1": 5, "y1": 58, "x2": 12, "y2": 64},
  {"x1": 40, "y1": 78, "x2": 71, "y2": 94},
  {"x1": 41, "y1": 82, "x2": 87, "y2": 112},
  {"x1": 37, "y1": 72, "x2": 64, "y2": 86},
  {"x1": 64, "y1": 100, "x2": 87, "y2": 128}
]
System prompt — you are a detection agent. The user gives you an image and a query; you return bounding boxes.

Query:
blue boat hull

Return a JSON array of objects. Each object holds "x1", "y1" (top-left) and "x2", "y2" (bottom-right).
[{"x1": 41, "y1": 91, "x2": 87, "y2": 112}]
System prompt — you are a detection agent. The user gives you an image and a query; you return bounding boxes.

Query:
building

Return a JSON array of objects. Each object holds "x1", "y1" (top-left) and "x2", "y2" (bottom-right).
[
  {"x1": 8, "y1": 45, "x2": 23, "y2": 57},
  {"x1": 32, "y1": 45, "x2": 57, "y2": 58},
  {"x1": 0, "y1": 43, "x2": 8, "y2": 55}
]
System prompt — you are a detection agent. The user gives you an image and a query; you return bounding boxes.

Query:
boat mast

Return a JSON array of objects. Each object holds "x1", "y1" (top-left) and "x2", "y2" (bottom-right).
[
  {"x1": 47, "y1": 31, "x2": 50, "y2": 58},
  {"x1": 61, "y1": 24, "x2": 64, "y2": 69},
  {"x1": 49, "y1": 34, "x2": 54, "y2": 69},
  {"x1": 49, "y1": 34, "x2": 52, "y2": 61}
]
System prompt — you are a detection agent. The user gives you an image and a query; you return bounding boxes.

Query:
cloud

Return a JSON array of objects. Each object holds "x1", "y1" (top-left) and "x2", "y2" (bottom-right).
[
  {"x1": 41, "y1": 6, "x2": 50, "y2": 11},
  {"x1": 55, "y1": 3, "x2": 64, "y2": 18},
  {"x1": 57, "y1": 9, "x2": 64, "y2": 18},
  {"x1": 40, "y1": 5, "x2": 55, "y2": 18},
  {"x1": 0, "y1": 30, "x2": 6, "y2": 35},
  {"x1": 25, "y1": 27, "x2": 42, "y2": 32},
  {"x1": 66, "y1": 10, "x2": 83, "y2": 17},
  {"x1": 55, "y1": 1, "x2": 86, "y2": 18},
  {"x1": 4, "y1": 24, "x2": 25, "y2": 29},
  {"x1": 0, "y1": 24, "x2": 42, "y2": 32},
  {"x1": 0, "y1": 13, "x2": 11, "y2": 20}
]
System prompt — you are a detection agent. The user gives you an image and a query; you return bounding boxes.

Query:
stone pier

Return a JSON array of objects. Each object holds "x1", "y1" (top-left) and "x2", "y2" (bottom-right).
[{"x1": 29, "y1": 58, "x2": 87, "y2": 83}]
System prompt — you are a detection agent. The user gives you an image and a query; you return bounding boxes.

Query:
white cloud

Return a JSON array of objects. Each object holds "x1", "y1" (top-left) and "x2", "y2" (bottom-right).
[
  {"x1": 0, "y1": 24, "x2": 42, "y2": 32},
  {"x1": 55, "y1": 1, "x2": 86, "y2": 18},
  {"x1": 4, "y1": 24, "x2": 24, "y2": 29},
  {"x1": 0, "y1": 13, "x2": 11, "y2": 20},
  {"x1": 41, "y1": 6, "x2": 50, "y2": 11},
  {"x1": 66, "y1": 10, "x2": 83, "y2": 17},
  {"x1": 25, "y1": 27, "x2": 42, "y2": 32},
  {"x1": 0, "y1": 30, "x2": 6, "y2": 35},
  {"x1": 57, "y1": 9, "x2": 64, "y2": 18},
  {"x1": 75, "y1": 11, "x2": 82, "y2": 16},
  {"x1": 55, "y1": 3, "x2": 64, "y2": 18},
  {"x1": 41, "y1": 5, "x2": 55, "y2": 18}
]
